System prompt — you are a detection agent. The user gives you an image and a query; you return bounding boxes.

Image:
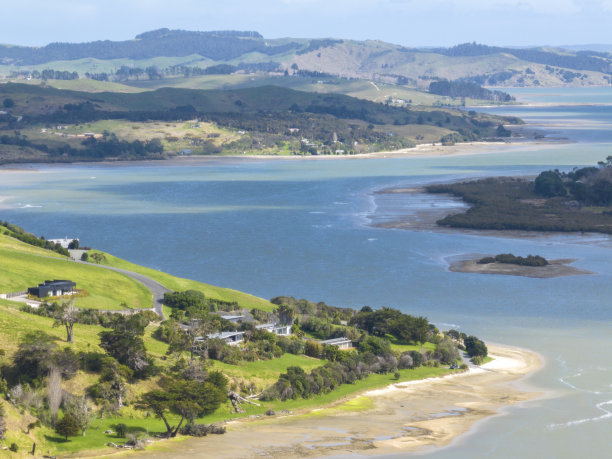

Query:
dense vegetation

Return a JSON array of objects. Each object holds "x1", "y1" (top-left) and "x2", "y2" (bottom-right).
[
  {"x1": 426, "y1": 158, "x2": 612, "y2": 234},
  {"x1": 429, "y1": 80, "x2": 514, "y2": 102},
  {"x1": 0, "y1": 83, "x2": 518, "y2": 163},
  {"x1": 534, "y1": 158, "x2": 612, "y2": 205},
  {"x1": 478, "y1": 254, "x2": 548, "y2": 267},
  {"x1": 0, "y1": 29, "x2": 299, "y2": 65}
]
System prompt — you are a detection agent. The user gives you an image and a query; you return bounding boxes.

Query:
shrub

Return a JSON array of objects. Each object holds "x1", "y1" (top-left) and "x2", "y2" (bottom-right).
[
  {"x1": 115, "y1": 423, "x2": 127, "y2": 438},
  {"x1": 125, "y1": 432, "x2": 148, "y2": 450},
  {"x1": 471, "y1": 355, "x2": 484, "y2": 365},
  {"x1": 304, "y1": 340, "x2": 322, "y2": 358},
  {"x1": 9, "y1": 443, "x2": 18, "y2": 452}
]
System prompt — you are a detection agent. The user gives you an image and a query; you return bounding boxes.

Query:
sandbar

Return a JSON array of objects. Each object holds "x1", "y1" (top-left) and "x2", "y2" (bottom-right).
[
  {"x1": 449, "y1": 258, "x2": 593, "y2": 278},
  {"x1": 139, "y1": 344, "x2": 542, "y2": 459}
]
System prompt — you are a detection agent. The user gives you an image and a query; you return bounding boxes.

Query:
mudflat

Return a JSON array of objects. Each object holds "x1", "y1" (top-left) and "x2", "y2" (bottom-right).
[
  {"x1": 449, "y1": 258, "x2": 593, "y2": 278},
  {"x1": 140, "y1": 344, "x2": 542, "y2": 459}
]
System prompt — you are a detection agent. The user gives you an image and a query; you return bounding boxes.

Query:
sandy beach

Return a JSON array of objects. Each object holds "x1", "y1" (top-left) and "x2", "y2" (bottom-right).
[
  {"x1": 140, "y1": 344, "x2": 542, "y2": 459},
  {"x1": 164, "y1": 139, "x2": 559, "y2": 163}
]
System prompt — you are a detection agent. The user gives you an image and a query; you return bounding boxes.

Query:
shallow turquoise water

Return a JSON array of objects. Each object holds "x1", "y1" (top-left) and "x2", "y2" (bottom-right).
[{"x1": 1, "y1": 89, "x2": 611, "y2": 458}]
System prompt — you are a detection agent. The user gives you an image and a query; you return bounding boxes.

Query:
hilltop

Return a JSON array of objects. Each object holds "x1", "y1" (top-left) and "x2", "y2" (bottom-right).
[{"x1": 1, "y1": 29, "x2": 611, "y2": 90}]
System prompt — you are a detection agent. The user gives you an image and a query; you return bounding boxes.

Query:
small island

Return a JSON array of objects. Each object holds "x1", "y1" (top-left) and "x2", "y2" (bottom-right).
[{"x1": 450, "y1": 253, "x2": 592, "y2": 278}]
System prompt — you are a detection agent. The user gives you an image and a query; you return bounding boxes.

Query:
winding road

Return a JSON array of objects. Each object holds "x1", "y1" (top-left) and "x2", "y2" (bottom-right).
[{"x1": 70, "y1": 251, "x2": 169, "y2": 319}]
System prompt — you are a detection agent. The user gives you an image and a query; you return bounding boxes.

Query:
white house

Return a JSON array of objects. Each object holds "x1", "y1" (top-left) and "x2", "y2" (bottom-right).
[
  {"x1": 319, "y1": 337, "x2": 353, "y2": 349},
  {"x1": 205, "y1": 331, "x2": 245, "y2": 346},
  {"x1": 256, "y1": 323, "x2": 292, "y2": 336}
]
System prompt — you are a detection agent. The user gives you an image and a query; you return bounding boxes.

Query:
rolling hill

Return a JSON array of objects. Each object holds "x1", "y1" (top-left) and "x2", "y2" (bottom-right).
[{"x1": 1, "y1": 29, "x2": 611, "y2": 89}]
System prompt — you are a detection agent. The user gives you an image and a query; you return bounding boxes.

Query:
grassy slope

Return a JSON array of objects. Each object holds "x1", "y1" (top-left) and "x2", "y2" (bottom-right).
[
  {"x1": 126, "y1": 74, "x2": 487, "y2": 107},
  {"x1": 0, "y1": 236, "x2": 151, "y2": 310},
  {"x1": 88, "y1": 250, "x2": 276, "y2": 311}
]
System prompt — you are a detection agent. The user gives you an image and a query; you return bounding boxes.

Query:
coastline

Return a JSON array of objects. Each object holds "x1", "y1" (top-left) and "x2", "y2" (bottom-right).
[
  {"x1": 0, "y1": 139, "x2": 561, "y2": 172},
  {"x1": 138, "y1": 344, "x2": 542, "y2": 459}
]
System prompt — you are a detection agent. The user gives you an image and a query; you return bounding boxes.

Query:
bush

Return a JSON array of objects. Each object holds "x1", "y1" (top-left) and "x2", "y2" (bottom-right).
[
  {"x1": 471, "y1": 355, "x2": 484, "y2": 365},
  {"x1": 9, "y1": 443, "x2": 18, "y2": 452},
  {"x1": 464, "y1": 336, "x2": 488, "y2": 358},
  {"x1": 115, "y1": 423, "x2": 127, "y2": 438},
  {"x1": 304, "y1": 340, "x2": 322, "y2": 358},
  {"x1": 179, "y1": 423, "x2": 226, "y2": 436},
  {"x1": 125, "y1": 432, "x2": 148, "y2": 450}
]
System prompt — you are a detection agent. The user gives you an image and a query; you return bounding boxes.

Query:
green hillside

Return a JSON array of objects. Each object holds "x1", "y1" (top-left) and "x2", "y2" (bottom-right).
[
  {"x1": 0, "y1": 226, "x2": 473, "y2": 457},
  {"x1": 0, "y1": 83, "x2": 519, "y2": 164},
  {"x1": 0, "y1": 231, "x2": 275, "y2": 312},
  {"x1": 1, "y1": 29, "x2": 610, "y2": 88}
]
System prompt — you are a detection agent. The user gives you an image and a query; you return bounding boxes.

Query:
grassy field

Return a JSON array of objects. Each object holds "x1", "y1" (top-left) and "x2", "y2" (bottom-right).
[
  {"x1": 0, "y1": 239, "x2": 152, "y2": 310},
  {"x1": 211, "y1": 354, "x2": 324, "y2": 388},
  {"x1": 0, "y1": 227, "x2": 66, "y2": 258},
  {"x1": 390, "y1": 341, "x2": 437, "y2": 353},
  {"x1": 126, "y1": 73, "x2": 491, "y2": 107},
  {"x1": 88, "y1": 250, "x2": 276, "y2": 311},
  {"x1": 21, "y1": 118, "x2": 242, "y2": 156}
]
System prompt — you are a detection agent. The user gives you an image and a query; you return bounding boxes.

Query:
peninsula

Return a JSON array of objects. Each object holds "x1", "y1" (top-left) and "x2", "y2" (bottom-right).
[{"x1": 0, "y1": 221, "x2": 540, "y2": 457}]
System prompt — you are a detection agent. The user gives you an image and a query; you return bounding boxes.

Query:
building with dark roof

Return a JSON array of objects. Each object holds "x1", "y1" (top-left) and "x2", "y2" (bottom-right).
[{"x1": 28, "y1": 280, "x2": 76, "y2": 298}]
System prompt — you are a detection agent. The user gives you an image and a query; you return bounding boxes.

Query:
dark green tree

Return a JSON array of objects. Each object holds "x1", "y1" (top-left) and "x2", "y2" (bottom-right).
[
  {"x1": 534, "y1": 170, "x2": 566, "y2": 197},
  {"x1": 136, "y1": 373, "x2": 227, "y2": 437},
  {"x1": 464, "y1": 336, "x2": 488, "y2": 358},
  {"x1": 55, "y1": 414, "x2": 80, "y2": 440}
]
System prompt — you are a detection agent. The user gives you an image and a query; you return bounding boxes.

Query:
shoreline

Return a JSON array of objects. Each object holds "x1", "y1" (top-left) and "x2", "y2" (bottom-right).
[
  {"x1": 0, "y1": 139, "x2": 561, "y2": 172},
  {"x1": 137, "y1": 343, "x2": 542, "y2": 459}
]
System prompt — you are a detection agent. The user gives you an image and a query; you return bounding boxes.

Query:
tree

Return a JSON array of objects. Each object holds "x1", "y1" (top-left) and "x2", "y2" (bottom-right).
[
  {"x1": 67, "y1": 239, "x2": 79, "y2": 249},
  {"x1": 534, "y1": 170, "x2": 566, "y2": 197},
  {"x1": 99, "y1": 330, "x2": 153, "y2": 378},
  {"x1": 137, "y1": 374, "x2": 227, "y2": 437},
  {"x1": 55, "y1": 413, "x2": 79, "y2": 440},
  {"x1": 464, "y1": 336, "x2": 488, "y2": 358},
  {"x1": 163, "y1": 290, "x2": 207, "y2": 311},
  {"x1": 13, "y1": 332, "x2": 57, "y2": 382},
  {"x1": 80, "y1": 252, "x2": 89, "y2": 261},
  {"x1": 434, "y1": 337, "x2": 460, "y2": 364},
  {"x1": 47, "y1": 367, "x2": 62, "y2": 426},
  {"x1": 276, "y1": 304, "x2": 295, "y2": 326},
  {"x1": 54, "y1": 300, "x2": 78, "y2": 343},
  {"x1": 64, "y1": 396, "x2": 91, "y2": 436}
]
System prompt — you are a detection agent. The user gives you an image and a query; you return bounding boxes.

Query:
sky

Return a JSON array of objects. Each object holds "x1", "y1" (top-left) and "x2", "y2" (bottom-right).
[{"x1": 3, "y1": 0, "x2": 612, "y2": 48}]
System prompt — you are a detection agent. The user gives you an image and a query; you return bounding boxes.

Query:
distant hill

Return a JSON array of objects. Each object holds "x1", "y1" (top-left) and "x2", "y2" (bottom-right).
[
  {"x1": 0, "y1": 83, "x2": 520, "y2": 163},
  {"x1": 1, "y1": 30, "x2": 611, "y2": 88}
]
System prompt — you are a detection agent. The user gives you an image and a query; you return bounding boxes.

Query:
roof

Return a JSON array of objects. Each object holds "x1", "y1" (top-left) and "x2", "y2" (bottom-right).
[
  {"x1": 220, "y1": 315, "x2": 244, "y2": 321},
  {"x1": 319, "y1": 337, "x2": 352, "y2": 345},
  {"x1": 37, "y1": 279, "x2": 76, "y2": 287},
  {"x1": 206, "y1": 331, "x2": 244, "y2": 340}
]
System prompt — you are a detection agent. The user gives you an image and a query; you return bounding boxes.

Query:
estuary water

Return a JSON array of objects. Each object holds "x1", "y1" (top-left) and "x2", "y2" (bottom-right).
[{"x1": 1, "y1": 88, "x2": 612, "y2": 458}]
